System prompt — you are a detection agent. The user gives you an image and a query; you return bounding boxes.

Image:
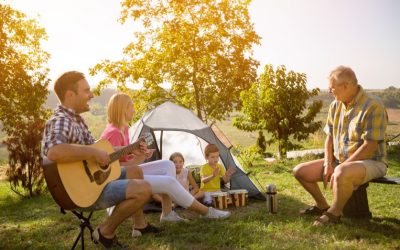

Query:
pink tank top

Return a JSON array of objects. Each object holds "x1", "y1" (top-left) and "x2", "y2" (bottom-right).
[
  {"x1": 176, "y1": 168, "x2": 190, "y2": 191},
  {"x1": 101, "y1": 124, "x2": 130, "y2": 162}
]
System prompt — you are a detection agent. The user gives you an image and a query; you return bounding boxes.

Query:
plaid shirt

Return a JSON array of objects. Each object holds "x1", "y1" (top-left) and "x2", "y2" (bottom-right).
[
  {"x1": 41, "y1": 105, "x2": 95, "y2": 156},
  {"x1": 324, "y1": 86, "x2": 387, "y2": 165}
]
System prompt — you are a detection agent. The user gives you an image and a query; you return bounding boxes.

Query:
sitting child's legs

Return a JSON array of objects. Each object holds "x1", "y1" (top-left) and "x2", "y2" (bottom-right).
[{"x1": 194, "y1": 190, "x2": 205, "y2": 200}]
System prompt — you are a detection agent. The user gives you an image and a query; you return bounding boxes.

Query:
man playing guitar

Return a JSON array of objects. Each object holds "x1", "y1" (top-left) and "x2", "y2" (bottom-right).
[{"x1": 42, "y1": 71, "x2": 152, "y2": 248}]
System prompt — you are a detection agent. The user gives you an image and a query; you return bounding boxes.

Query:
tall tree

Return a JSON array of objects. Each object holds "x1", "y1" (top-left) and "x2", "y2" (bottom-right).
[
  {"x1": 234, "y1": 64, "x2": 323, "y2": 158},
  {"x1": 91, "y1": 0, "x2": 260, "y2": 123},
  {"x1": 0, "y1": 4, "x2": 50, "y2": 197}
]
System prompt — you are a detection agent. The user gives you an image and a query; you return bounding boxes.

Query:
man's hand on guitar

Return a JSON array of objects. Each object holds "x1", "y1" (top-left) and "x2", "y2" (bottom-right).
[
  {"x1": 138, "y1": 139, "x2": 155, "y2": 159},
  {"x1": 128, "y1": 140, "x2": 152, "y2": 160},
  {"x1": 92, "y1": 148, "x2": 110, "y2": 166}
]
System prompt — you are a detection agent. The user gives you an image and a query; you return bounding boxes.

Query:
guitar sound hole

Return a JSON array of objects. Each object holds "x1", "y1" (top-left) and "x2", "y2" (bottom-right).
[
  {"x1": 93, "y1": 169, "x2": 111, "y2": 185},
  {"x1": 99, "y1": 164, "x2": 109, "y2": 170}
]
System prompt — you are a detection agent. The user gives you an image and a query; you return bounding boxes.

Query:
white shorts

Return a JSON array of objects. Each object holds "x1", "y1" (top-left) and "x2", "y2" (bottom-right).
[{"x1": 356, "y1": 160, "x2": 387, "y2": 184}]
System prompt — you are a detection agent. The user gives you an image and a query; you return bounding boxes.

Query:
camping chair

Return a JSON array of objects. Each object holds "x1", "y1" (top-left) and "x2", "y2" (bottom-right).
[
  {"x1": 42, "y1": 157, "x2": 98, "y2": 250},
  {"x1": 61, "y1": 209, "x2": 95, "y2": 250}
]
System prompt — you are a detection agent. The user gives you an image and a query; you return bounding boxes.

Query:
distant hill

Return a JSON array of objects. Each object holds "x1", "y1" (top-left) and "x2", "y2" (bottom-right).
[
  {"x1": 310, "y1": 88, "x2": 400, "y2": 108},
  {"x1": 45, "y1": 88, "x2": 117, "y2": 109}
]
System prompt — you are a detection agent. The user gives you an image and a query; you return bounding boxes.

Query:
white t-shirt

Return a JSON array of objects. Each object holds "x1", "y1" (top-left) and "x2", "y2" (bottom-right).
[{"x1": 176, "y1": 167, "x2": 190, "y2": 191}]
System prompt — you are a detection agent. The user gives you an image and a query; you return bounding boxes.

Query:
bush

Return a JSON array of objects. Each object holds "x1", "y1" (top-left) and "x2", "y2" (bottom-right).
[
  {"x1": 233, "y1": 145, "x2": 262, "y2": 168},
  {"x1": 4, "y1": 120, "x2": 47, "y2": 197},
  {"x1": 0, "y1": 4, "x2": 50, "y2": 197}
]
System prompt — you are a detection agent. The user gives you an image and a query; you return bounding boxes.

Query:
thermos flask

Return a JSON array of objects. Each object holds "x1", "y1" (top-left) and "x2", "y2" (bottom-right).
[{"x1": 266, "y1": 184, "x2": 277, "y2": 213}]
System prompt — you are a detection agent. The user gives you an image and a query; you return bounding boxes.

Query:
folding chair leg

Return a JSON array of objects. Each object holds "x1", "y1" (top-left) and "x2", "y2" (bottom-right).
[
  {"x1": 68, "y1": 211, "x2": 94, "y2": 250},
  {"x1": 71, "y1": 229, "x2": 82, "y2": 250}
]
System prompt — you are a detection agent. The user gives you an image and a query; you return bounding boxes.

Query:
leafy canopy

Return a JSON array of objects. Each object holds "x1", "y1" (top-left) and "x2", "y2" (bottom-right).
[
  {"x1": 0, "y1": 4, "x2": 50, "y2": 197},
  {"x1": 234, "y1": 64, "x2": 323, "y2": 158},
  {"x1": 90, "y1": 0, "x2": 260, "y2": 123}
]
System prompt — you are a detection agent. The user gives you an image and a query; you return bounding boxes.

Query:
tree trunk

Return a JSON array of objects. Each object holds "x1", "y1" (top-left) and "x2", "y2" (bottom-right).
[
  {"x1": 278, "y1": 140, "x2": 287, "y2": 159},
  {"x1": 192, "y1": 57, "x2": 203, "y2": 121}
]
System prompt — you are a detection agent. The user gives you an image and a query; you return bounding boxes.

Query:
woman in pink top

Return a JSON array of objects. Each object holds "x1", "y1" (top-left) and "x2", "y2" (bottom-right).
[
  {"x1": 101, "y1": 93, "x2": 231, "y2": 236},
  {"x1": 169, "y1": 152, "x2": 204, "y2": 200}
]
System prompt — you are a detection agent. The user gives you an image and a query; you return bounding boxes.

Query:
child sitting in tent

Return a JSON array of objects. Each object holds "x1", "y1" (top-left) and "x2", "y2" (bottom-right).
[
  {"x1": 200, "y1": 144, "x2": 236, "y2": 205},
  {"x1": 169, "y1": 152, "x2": 204, "y2": 201}
]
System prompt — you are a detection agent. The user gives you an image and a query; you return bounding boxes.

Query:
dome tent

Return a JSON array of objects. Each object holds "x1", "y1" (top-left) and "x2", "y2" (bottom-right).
[{"x1": 129, "y1": 101, "x2": 265, "y2": 200}]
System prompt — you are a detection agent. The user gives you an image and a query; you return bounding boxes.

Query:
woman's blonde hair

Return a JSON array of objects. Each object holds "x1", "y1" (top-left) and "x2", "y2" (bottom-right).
[{"x1": 107, "y1": 93, "x2": 133, "y2": 128}]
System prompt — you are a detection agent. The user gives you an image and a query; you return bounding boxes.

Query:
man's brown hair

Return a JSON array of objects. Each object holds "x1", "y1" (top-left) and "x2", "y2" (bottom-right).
[{"x1": 54, "y1": 71, "x2": 85, "y2": 102}]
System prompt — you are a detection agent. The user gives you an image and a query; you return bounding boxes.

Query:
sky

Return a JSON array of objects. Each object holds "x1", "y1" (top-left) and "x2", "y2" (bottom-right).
[{"x1": 4, "y1": 0, "x2": 400, "y2": 90}]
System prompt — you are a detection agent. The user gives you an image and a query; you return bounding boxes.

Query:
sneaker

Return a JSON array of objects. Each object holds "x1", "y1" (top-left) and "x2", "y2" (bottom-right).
[
  {"x1": 203, "y1": 207, "x2": 231, "y2": 219},
  {"x1": 106, "y1": 206, "x2": 114, "y2": 216},
  {"x1": 132, "y1": 223, "x2": 162, "y2": 237},
  {"x1": 160, "y1": 210, "x2": 189, "y2": 223}
]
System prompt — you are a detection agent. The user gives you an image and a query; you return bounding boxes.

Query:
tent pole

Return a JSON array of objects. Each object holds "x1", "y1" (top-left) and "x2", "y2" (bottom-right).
[{"x1": 160, "y1": 130, "x2": 163, "y2": 157}]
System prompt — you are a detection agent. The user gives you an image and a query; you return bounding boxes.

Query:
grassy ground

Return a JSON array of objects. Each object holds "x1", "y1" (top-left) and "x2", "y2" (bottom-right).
[{"x1": 0, "y1": 147, "x2": 399, "y2": 250}]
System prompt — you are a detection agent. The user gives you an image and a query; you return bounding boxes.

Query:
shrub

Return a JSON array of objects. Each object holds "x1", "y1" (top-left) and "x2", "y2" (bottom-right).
[
  {"x1": 0, "y1": 4, "x2": 50, "y2": 197},
  {"x1": 233, "y1": 145, "x2": 262, "y2": 168},
  {"x1": 4, "y1": 120, "x2": 47, "y2": 197}
]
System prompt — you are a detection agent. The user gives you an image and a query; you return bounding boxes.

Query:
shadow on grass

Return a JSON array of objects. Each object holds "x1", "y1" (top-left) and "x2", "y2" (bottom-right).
[
  {"x1": 356, "y1": 217, "x2": 400, "y2": 235},
  {"x1": 250, "y1": 194, "x2": 400, "y2": 243},
  {"x1": 0, "y1": 192, "x2": 59, "y2": 222},
  {"x1": 0, "y1": 192, "x2": 99, "y2": 249}
]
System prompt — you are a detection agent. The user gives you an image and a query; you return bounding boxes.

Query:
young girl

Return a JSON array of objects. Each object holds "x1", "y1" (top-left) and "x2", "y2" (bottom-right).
[{"x1": 169, "y1": 152, "x2": 204, "y2": 200}]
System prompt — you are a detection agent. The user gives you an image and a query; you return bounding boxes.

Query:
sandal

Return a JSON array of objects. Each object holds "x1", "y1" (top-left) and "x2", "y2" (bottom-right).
[
  {"x1": 313, "y1": 211, "x2": 341, "y2": 226},
  {"x1": 299, "y1": 206, "x2": 329, "y2": 216},
  {"x1": 92, "y1": 227, "x2": 127, "y2": 249}
]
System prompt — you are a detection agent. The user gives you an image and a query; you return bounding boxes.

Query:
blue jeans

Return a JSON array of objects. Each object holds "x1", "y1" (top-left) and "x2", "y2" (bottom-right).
[{"x1": 82, "y1": 167, "x2": 128, "y2": 211}]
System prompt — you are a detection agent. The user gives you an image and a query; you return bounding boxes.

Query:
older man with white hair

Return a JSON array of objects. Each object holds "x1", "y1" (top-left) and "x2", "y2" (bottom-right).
[{"x1": 293, "y1": 66, "x2": 388, "y2": 226}]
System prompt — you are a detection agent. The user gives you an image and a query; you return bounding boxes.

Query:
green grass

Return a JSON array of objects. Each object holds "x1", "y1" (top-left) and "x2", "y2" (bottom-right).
[{"x1": 1, "y1": 147, "x2": 399, "y2": 249}]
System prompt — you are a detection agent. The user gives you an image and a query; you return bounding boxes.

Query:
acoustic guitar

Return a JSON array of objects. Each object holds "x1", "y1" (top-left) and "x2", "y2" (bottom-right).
[{"x1": 42, "y1": 134, "x2": 153, "y2": 210}]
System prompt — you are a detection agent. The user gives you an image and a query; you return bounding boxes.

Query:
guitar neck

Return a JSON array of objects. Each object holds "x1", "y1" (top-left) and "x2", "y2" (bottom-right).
[{"x1": 109, "y1": 141, "x2": 141, "y2": 162}]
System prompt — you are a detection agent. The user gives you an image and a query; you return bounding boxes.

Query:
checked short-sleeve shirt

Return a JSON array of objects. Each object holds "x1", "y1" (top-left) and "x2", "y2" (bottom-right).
[
  {"x1": 41, "y1": 105, "x2": 95, "y2": 156},
  {"x1": 324, "y1": 86, "x2": 387, "y2": 165}
]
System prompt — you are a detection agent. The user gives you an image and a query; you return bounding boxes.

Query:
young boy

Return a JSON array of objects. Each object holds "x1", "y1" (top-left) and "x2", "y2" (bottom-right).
[{"x1": 200, "y1": 144, "x2": 236, "y2": 205}]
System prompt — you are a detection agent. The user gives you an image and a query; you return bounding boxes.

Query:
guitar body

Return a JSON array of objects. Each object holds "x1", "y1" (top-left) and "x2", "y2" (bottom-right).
[{"x1": 43, "y1": 139, "x2": 121, "y2": 210}]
